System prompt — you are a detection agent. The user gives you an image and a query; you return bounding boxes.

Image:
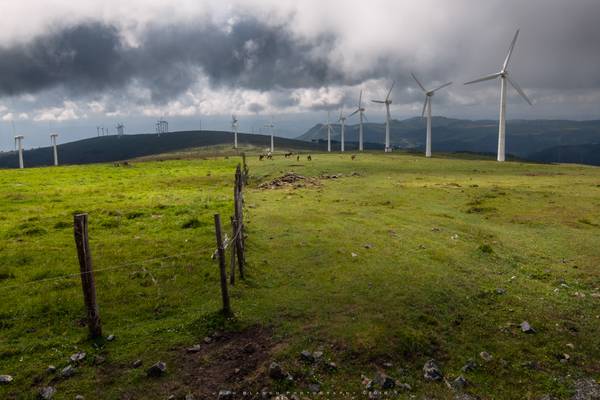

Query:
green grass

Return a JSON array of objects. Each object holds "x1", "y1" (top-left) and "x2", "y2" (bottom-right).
[{"x1": 1, "y1": 150, "x2": 599, "y2": 399}]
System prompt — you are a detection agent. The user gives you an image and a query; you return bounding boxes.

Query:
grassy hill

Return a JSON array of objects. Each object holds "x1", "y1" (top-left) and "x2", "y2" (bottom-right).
[
  {"x1": 0, "y1": 130, "x2": 323, "y2": 169},
  {"x1": 299, "y1": 118, "x2": 600, "y2": 165},
  {"x1": 1, "y1": 150, "x2": 599, "y2": 399}
]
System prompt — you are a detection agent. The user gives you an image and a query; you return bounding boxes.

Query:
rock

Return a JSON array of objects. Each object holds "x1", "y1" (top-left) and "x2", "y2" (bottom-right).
[
  {"x1": 268, "y1": 362, "x2": 286, "y2": 380},
  {"x1": 0, "y1": 375, "x2": 13, "y2": 384},
  {"x1": 308, "y1": 383, "x2": 321, "y2": 393},
  {"x1": 203, "y1": 336, "x2": 212, "y2": 344},
  {"x1": 566, "y1": 343, "x2": 575, "y2": 349},
  {"x1": 452, "y1": 376, "x2": 469, "y2": 390},
  {"x1": 312, "y1": 351, "x2": 324, "y2": 360},
  {"x1": 300, "y1": 350, "x2": 315, "y2": 363},
  {"x1": 479, "y1": 351, "x2": 493, "y2": 362},
  {"x1": 364, "y1": 243, "x2": 373, "y2": 249},
  {"x1": 70, "y1": 351, "x2": 86, "y2": 363},
  {"x1": 75, "y1": 395, "x2": 85, "y2": 400},
  {"x1": 61, "y1": 365, "x2": 76, "y2": 378},
  {"x1": 39, "y1": 386, "x2": 56, "y2": 399},
  {"x1": 326, "y1": 362, "x2": 337, "y2": 371},
  {"x1": 521, "y1": 321, "x2": 536, "y2": 334},
  {"x1": 496, "y1": 288, "x2": 507, "y2": 295},
  {"x1": 461, "y1": 359, "x2": 477, "y2": 372},
  {"x1": 146, "y1": 361, "x2": 166, "y2": 377},
  {"x1": 186, "y1": 344, "x2": 202, "y2": 353},
  {"x1": 558, "y1": 353, "x2": 571, "y2": 363},
  {"x1": 185, "y1": 394, "x2": 195, "y2": 400},
  {"x1": 423, "y1": 359, "x2": 443, "y2": 381},
  {"x1": 351, "y1": 252, "x2": 358, "y2": 258},
  {"x1": 397, "y1": 383, "x2": 412, "y2": 391},
  {"x1": 106, "y1": 334, "x2": 115, "y2": 342},
  {"x1": 132, "y1": 359, "x2": 142, "y2": 368},
  {"x1": 572, "y1": 378, "x2": 600, "y2": 400},
  {"x1": 217, "y1": 390, "x2": 234, "y2": 400},
  {"x1": 47, "y1": 365, "x2": 56, "y2": 373}
]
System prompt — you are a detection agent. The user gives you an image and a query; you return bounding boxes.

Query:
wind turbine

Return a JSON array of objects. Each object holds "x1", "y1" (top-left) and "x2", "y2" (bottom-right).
[
  {"x1": 411, "y1": 73, "x2": 452, "y2": 158},
  {"x1": 348, "y1": 90, "x2": 366, "y2": 151},
  {"x1": 372, "y1": 81, "x2": 395, "y2": 152},
  {"x1": 264, "y1": 118, "x2": 275, "y2": 153},
  {"x1": 464, "y1": 29, "x2": 532, "y2": 162},
  {"x1": 14, "y1": 135, "x2": 24, "y2": 169},
  {"x1": 326, "y1": 111, "x2": 333, "y2": 152},
  {"x1": 338, "y1": 108, "x2": 346, "y2": 152},
  {"x1": 50, "y1": 133, "x2": 59, "y2": 166},
  {"x1": 231, "y1": 114, "x2": 239, "y2": 149}
]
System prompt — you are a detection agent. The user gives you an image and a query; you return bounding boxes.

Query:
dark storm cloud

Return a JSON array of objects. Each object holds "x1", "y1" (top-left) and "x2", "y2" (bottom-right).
[{"x1": 0, "y1": 18, "x2": 348, "y2": 101}]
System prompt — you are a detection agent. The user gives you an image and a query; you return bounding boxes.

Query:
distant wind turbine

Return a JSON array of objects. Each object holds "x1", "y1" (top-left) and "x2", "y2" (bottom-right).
[
  {"x1": 326, "y1": 111, "x2": 333, "y2": 152},
  {"x1": 348, "y1": 90, "x2": 366, "y2": 151},
  {"x1": 14, "y1": 135, "x2": 24, "y2": 169},
  {"x1": 50, "y1": 133, "x2": 59, "y2": 166},
  {"x1": 372, "y1": 81, "x2": 395, "y2": 152},
  {"x1": 411, "y1": 73, "x2": 452, "y2": 158},
  {"x1": 464, "y1": 29, "x2": 532, "y2": 162},
  {"x1": 264, "y1": 118, "x2": 275, "y2": 153},
  {"x1": 231, "y1": 114, "x2": 239, "y2": 149},
  {"x1": 338, "y1": 108, "x2": 347, "y2": 152}
]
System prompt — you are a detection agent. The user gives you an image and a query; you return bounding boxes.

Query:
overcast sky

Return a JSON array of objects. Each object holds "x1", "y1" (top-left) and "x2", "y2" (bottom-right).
[{"x1": 1, "y1": 0, "x2": 599, "y2": 150}]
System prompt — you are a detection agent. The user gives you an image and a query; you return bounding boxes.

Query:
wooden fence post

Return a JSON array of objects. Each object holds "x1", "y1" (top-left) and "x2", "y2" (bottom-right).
[
  {"x1": 213, "y1": 214, "x2": 232, "y2": 315},
  {"x1": 73, "y1": 213, "x2": 102, "y2": 339},
  {"x1": 242, "y1": 152, "x2": 249, "y2": 184},
  {"x1": 229, "y1": 216, "x2": 236, "y2": 285},
  {"x1": 234, "y1": 166, "x2": 245, "y2": 278}
]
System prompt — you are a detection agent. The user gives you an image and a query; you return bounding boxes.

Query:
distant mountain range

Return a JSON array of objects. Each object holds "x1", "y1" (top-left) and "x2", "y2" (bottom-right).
[
  {"x1": 298, "y1": 117, "x2": 600, "y2": 165},
  {"x1": 0, "y1": 131, "x2": 322, "y2": 169}
]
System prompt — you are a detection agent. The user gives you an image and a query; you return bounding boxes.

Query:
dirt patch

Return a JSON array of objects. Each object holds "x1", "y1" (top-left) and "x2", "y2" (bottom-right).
[
  {"x1": 164, "y1": 325, "x2": 275, "y2": 399},
  {"x1": 258, "y1": 172, "x2": 320, "y2": 189}
]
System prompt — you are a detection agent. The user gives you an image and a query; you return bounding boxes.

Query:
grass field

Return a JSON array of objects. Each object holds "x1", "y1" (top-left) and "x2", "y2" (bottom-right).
[{"x1": 1, "y1": 149, "x2": 599, "y2": 399}]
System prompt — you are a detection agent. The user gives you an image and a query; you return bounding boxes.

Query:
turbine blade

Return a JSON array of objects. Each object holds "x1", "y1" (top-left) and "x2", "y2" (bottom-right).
[
  {"x1": 348, "y1": 108, "x2": 360, "y2": 117},
  {"x1": 386, "y1": 81, "x2": 396, "y2": 101},
  {"x1": 411, "y1": 73, "x2": 427, "y2": 92},
  {"x1": 358, "y1": 90, "x2": 363, "y2": 107},
  {"x1": 363, "y1": 113, "x2": 368, "y2": 122},
  {"x1": 431, "y1": 81, "x2": 453, "y2": 92},
  {"x1": 464, "y1": 72, "x2": 502, "y2": 85},
  {"x1": 503, "y1": 29, "x2": 520, "y2": 70},
  {"x1": 371, "y1": 100, "x2": 385, "y2": 104},
  {"x1": 506, "y1": 76, "x2": 533, "y2": 106},
  {"x1": 421, "y1": 97, "x2": 428, "y2": 118}
]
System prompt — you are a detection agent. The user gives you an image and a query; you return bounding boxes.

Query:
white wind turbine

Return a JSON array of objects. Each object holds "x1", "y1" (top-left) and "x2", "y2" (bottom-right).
[
  {"x1": 50, "y1": 133, "x2": 59, "y2": 166},
  {"x1": 348, "y1": 90, "x2": 366, "y2": 151},
  {"x1": 264, "y1": 118, "x2": 275, "y2": 153},
  {"x1": 231, "y1": 114, "x2": 239, "y2": 149},
  {"x1": 326, "y1": 111, "x2": 333, "y2": 152},
  {"x1": 14, "y1": 135, "x2": 24, "y2": 169},
  {"x1": 464, "y1": 29, "x2": 532, "y2": 162},
  {"x1": 372, "y1": 81, "x2": 395, "y2": 152},
  {"x1": 338, "y1": 108, "x2": 347, "y2": 152},
  {"x1": 411, "y1": 73, "x2": 452, "y2": 158}
]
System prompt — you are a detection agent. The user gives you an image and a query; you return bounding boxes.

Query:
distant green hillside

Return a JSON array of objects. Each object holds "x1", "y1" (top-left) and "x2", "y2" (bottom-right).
[
  {"x1": 0, "y1": 130, "x2": 323, "y2": 169},
  {"x1": 299, "y1": 117, "x2": 600, "y2": 165}
]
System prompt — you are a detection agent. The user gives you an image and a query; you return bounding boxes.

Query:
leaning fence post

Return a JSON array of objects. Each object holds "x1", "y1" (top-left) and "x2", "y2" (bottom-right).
[
  {"x1": 242, "y1": 152, "x2": 249, "y2": 184},
  {"x1": 234, "y1": 166, "x2": 245, "y2": 278},
  {"x1": 213, "y1": 214, "x2": 232, "y2": 315},
  {"x1": 229, "y1": 216, "x2": 236, "y2": 285},
  {"x1": 73, "y1": 213, "x2": 102, "y2": 339}
]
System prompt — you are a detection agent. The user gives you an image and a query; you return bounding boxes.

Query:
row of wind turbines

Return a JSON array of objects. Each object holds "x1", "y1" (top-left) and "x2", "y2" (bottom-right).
[
  {"x1": 236, "y1": 29, "x2": 530, "y2": 162},
  {"x1": 12, "y1": 133, "x2": 59, "y2": 169}
]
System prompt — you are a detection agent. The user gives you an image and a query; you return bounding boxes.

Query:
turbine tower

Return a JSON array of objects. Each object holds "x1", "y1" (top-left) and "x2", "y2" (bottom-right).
[
  {"x1": 411, "y1": 73, "x2": 452, "y2": 158},
  {"x1": 338, "y1": 108, "x2": 346, "y2": 152},
  {"x1": 372, "y1": 81, "x2": 395, "y2": 152},
  {"x1": 464, "y1": 29, "x2": 532, "y2": 162},
  {"x1": 327, "y1": 111, "x2": 332, "y2": 152},
  {"x1": 50, "y1": 133, "x2": 59, "y2": 166},
  {"x1": 264, "y1": 118, "x2": 275, "y2": 153},
  {"x1": 348, "y1": 90, "x2": 366, "y2": 151},
  {"x1": 14, "y1": 135, "x2": 24, "y2": 169},
  {"x1": 231, "y1": 115, "x2": 239, "y2": 149}
]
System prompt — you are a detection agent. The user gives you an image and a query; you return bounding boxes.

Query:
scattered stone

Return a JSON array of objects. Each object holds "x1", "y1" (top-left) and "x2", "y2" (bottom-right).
[
  {"x1": 242, "y1": 343, "x2": 257, "y2": 354},
  {"x1": 234, "y1": 368, "x2": 240, "y2": 374},
  {"x1": 132, "y1": 359, "x2": 142, "y2": 368},
  {"x1": 364, "y1": 243, "x2": 373, "y2": 249},
  {"x1": 382, "y1": 362, "x2": 393, "y2": 368},
  {"x1": 326, "y1": 362, "x2": 337, "y2": 371},
  {"x1": 522, "y1": 360, "x2": 541, "y2": 370},
  {"x1": 186, "y1": 344, "x2": 202, "y2": 353},
  {"x1": 313, "y1": 351, "x2": 324, "y2": 360},
  {"x1": 75, "y1": 395, "x2": 85, "y2": 400},
  {"x1": 572, "y1": 378, "x2": 600, "y2": 400},
  {"x1": 461, "y1": 359, "x2": 477, "y2": 372},
  {"x1": 0, "y1": 375, "x2": 13, "y2": 384},
  {"x1": 451, "y1": 234, "x2": 459, "y2": 240},
  {"x1": 452, "y1": 376, "x2": 469, "y2": 390},
  {"x1": 217, "y1": 390, "x2": 234, "y2": 400},
  {"x1": 203, "y1": 336, "x2": 212, "y2": 344},
  {"x1": 496, "y1": 288, "x2": 507, "y2": 295},
  {"x1": 558, "y1": 353, "x2": 571, "y2": 363},
  {"x1": 351, "y1": 252, "x2": 358, "y2": 258},
  {"x1": 308, "y1": 383, "x2": 321, "y2": 393},
  {"x1": 268, "y1": 362, "x2": 286, "y2": 380},
  {"x1": 300, "y1": 350, "x2": 316, "y2": 363},
  {"x1": 39, "y1": 386, "x2": 56, "y2": 399},
  {"x1": 146, "y1": 361, "x2": 166, "y2": 377},
  {"x1": 521, "y1": 321, "x2": 536, "y2": 334},
  {"x1": 46, "y1": 365, "x2": 56, "y2": 374},
  {"x1": 397, "y1": 383, "x2": 412, "y2": 391},
  {"x1": 61, "y1": 365, "x2": 76, "y2": 378},
  {"x1": 69, "y1": 351, "x2": 86, "y2": 363},
  {"x1": 479, "y1": 351, "x2": 493, "y2": 362},
  {"x1": 431, "y1": 227, "x2": 441, "y2": 232},
  {"x1": 423, "y1": 359, "x2": 443, "y2": 381},
  {"x1": 566, "y1": 343, "x2": 575, "y2": 349},
  {"x1": 185, "y1": 394, "x2": 195, "y2": 400},
  {"x1": 106, "y1": 334, "x2": 115, "y2": 342}
]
